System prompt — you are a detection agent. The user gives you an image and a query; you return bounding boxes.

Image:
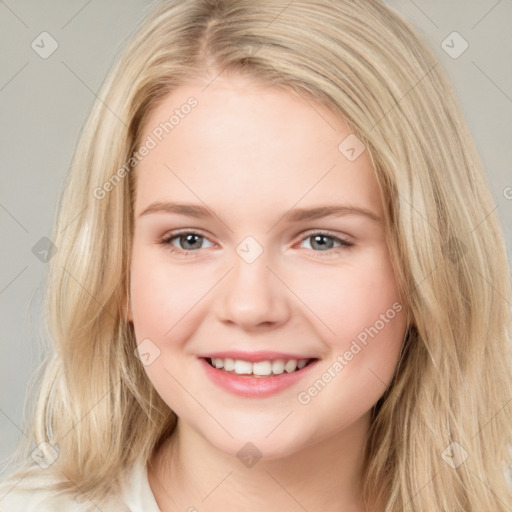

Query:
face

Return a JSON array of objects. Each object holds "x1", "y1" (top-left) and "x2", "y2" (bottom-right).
[{"x1": 127, "y1": 73, "x2": 407, "y2": 459}]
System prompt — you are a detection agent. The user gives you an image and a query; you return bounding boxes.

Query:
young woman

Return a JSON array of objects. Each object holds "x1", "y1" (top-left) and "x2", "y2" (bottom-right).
[{"x1": 1, "y1": 1, "x2": 511, "y2": 511}]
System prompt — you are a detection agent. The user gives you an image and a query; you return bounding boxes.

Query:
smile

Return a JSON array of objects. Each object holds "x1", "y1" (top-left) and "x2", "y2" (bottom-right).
[
  {"x1": 199, "y1": 357, "x2": 320, "y2": 398},
  {"x1": 206, "y1": 357, "x2": 315, "y2": 376}
]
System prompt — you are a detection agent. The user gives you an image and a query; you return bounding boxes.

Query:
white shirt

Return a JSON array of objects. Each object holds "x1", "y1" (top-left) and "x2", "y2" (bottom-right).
[{"x1": 0, "y1": 462, "x2": 161, "y2": 511}]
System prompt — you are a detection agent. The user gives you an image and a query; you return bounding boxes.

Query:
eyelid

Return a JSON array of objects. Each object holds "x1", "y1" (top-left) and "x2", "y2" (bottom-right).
[
  {"x1": 299, "y1": 228, "x2": 353, "y2": 242},
  {"x1": 159, "y1": 228, "x2": 354, "y2": 257},
  {"x1": 295, "y1": 229, "x2": 354, "y2": 256},
  {"x1": 160, "y1": 228, "x2": 214, "y2": 244},
  {"x1": 160, "y1": 229, "x2": 352, "y2": 245}
]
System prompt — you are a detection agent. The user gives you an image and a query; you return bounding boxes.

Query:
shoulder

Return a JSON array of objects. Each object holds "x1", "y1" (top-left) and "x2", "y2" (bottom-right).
[
  {"x1": 0, "y1": 486, "x2": 84, "y2": 511},
  {"x1": 0, "y1": 461, "x2": 159, "y2": 512},
  {"x1": 0, "y1": 472, "x2": 128, "y2": 512}
]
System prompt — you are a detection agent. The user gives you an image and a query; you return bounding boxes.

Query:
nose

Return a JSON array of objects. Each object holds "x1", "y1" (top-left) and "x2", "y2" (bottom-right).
[{"x1": 214, "y1": 248, "x2": 291, "y2": 331}]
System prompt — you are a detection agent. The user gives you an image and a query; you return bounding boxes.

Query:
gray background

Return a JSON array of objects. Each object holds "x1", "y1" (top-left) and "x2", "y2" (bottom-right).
[{"x1": 1, "y1": 0, "x2": 511, "y2": 470}]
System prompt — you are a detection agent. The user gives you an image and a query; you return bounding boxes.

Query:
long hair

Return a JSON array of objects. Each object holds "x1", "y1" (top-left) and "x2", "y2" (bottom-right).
[{"x1": 1, "y1": 1, "x2": 511, "y2": 510}]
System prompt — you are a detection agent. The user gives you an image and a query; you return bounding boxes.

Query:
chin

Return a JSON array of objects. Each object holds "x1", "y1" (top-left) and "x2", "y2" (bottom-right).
[{"x1": 205, "y1": 423, "x2": 312, "y2": 463}]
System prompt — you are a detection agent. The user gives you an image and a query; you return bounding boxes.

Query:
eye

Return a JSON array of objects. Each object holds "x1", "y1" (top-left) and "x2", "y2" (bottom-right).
[
  {"x1": 297, "y1": 230, "x2": 354, "y2": 256},
  {"x1": 159, "y1": 231, "x2": 214, "y2": 257},
  {"x1": 159, "y1": 229, "x2": 354, "y2": 257}
]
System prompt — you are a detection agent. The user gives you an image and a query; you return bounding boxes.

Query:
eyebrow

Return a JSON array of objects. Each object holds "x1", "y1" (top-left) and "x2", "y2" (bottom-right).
[{"x1": 138, "y1": 201, "x2": 381, "y2": 223}]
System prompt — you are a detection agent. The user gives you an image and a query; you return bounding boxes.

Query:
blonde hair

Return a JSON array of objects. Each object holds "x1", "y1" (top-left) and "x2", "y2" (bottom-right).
[{"x1": 1, "y1": 1, "x2": 511, "y2": 510}]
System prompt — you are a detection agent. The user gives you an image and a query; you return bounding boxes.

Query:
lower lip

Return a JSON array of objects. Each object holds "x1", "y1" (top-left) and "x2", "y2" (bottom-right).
[{"x1": 199, "y1": 358, "x2": 319, "y2": 398}]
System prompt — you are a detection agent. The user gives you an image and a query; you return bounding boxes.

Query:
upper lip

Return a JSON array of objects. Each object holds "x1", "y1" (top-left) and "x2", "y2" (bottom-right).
[{"x1": 199, "y1": 351, "x2": 318, "y2": 362}]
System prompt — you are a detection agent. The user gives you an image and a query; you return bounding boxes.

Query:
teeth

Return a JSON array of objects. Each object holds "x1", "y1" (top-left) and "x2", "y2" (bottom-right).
[
  {"x1": 253, "y1": 361, "x2": 272, "y2": 376},
  {"x1": 223, "y1": 358, "x2": 235, "y2": 371},
  {"x1": 234, "y1": 360, "x2": 252, "y2": 374},
  {"x1": 272, "y1": 359, "x2": 285, "y2": 374},
  {"x1": 284, "y1": 359, "x2": 297, "y2": 373},
  {"x1": 209, "y1": 357, "x2": 311, "y2": 376}
]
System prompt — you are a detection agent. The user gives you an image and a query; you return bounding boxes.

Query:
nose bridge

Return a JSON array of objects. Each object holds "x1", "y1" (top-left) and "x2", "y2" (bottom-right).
[{"x1": 216, "y1": 235, "x2": 290, "y2": 328}]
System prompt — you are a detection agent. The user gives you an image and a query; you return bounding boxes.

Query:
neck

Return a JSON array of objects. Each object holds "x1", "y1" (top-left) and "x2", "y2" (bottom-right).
[{"x1": 148, "y1": 412, "x2": 376, "y2": 512}]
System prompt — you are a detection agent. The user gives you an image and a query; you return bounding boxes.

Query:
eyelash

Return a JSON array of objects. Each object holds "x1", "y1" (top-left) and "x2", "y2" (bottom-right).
[{"x1": 158, "y1": 229, "x2": 354, "y2": 258}]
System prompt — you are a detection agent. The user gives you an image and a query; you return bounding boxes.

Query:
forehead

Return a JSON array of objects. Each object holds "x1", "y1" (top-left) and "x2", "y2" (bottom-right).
[{"x1": 133, "y1": 74, "x2": 382, "y2": 218}]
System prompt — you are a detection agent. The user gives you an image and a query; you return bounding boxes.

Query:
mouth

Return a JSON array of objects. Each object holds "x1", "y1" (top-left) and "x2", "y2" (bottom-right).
[
  {"x1": 202, "y1": 356, "x2": 319, "y2": 378},
  {"x1": 198, "y1": 355, "x2": 320, "y2": 397}
]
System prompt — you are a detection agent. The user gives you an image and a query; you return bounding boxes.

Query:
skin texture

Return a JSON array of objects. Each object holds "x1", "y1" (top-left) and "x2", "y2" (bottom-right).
[{"x1": 127, "y1": 73, "x2": 407, "y2": 512}]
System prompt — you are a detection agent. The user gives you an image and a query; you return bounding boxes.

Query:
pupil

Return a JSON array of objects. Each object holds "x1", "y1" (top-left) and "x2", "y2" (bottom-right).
[
  {"x1": 312, "y1": 235, "x2": 332, "y2": 250},
  {"x1": 182, "y1": 234, "x2": 201, "y2": 250}
]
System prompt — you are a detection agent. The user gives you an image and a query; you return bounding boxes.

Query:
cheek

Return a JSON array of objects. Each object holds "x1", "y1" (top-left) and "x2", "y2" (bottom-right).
[
  {"x1": 129, "y1": 246, "x2": 204, "y2": 338},
  {"x1": 302, "y1": 251, "x2": 406, "y2": 405},
  {"x1": 128, "y1": 249, "x2": 195, "y2": 403},
  {"x1": 130, "y1": 266, "x2": 174, "y2": 337},
  {"x1": 295, "y1": 253, "x2": 406, "y2": 421},
  {"x1": 298, "y1": 248, "x2": 404, "y2": 347}
]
